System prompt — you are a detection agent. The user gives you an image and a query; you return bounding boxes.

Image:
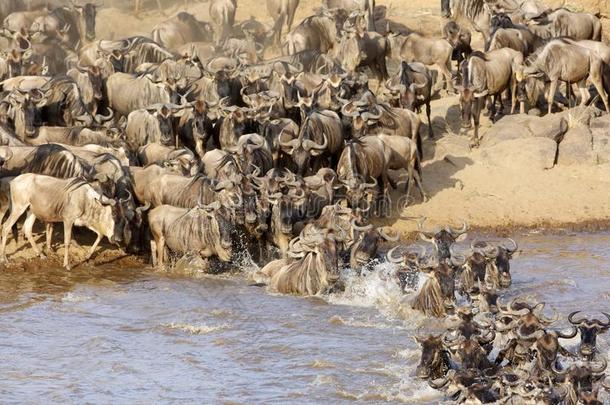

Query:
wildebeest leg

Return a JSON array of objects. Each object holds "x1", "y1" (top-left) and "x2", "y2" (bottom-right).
[
  {"x1": 86, "y1": 233, "x2": 104, "y2": 261},
  {"x1": 156, "y1": 0, "x2": 166, "y2": 16},
  {"x1": 63, "y1": 221, "x2": 74, "y2": 270},
  {"x1": 547, "y1": 80, "x2": 558, "y2": 115},
  {"x1": 471, "y1": 97, "x2": 483, "y2": 147},
  {"x1": 438, "y1": 62, "x2": 455, "y2": 93},
  {"x1": 589, "y1": 61, "x2": 610, "y2": 112},
  {"x1": 414, "y1": 169, "x2": 427, "y2": 202},
  {"x1": 45, "y1": 223, "x2": 53, "y2": 252},
  {"x1": 510, "y1": 78, "x2": 517, "y2": 114},
  {"x1": 0, "y1": 202, "x2": 29, "y2": 262},
  {"x1": 157, "y1": 235, "x2": 166, "y2": 267},
  {"x1": 426, "y1": 102, "x2": 433, "y2": 139},
  {"x1": 23, "y1": 211, "x2": 45, "y2": 259},
  {"x1": 150, "y1": 240, "x2": 158, "y2": 267},
  {"x1": 490, "y1": 95, "x2": 497, "y2": 122}
]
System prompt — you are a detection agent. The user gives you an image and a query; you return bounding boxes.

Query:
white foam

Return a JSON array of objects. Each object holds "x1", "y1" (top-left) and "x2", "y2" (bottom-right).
[{"x1": 161, "y1": 322, "x2": 229, "y2": 335}]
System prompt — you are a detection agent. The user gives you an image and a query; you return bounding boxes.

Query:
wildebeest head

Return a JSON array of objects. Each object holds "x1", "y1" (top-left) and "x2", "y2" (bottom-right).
[
  {"x1": 446, "y1": 336, "x2": 493, "y2": 371},
  {"x1": 349, "y1": 221, "x2": 398, "y2": 268},
  {"x1": 155, "y1": 106, "x2": 175, "y2": 146},
  {"x1": 196, "y1": 201, "x2": 233, "y2": 262},
  {"x1": 191, "y1": 100, "x2": 211, "y2": 147},
  {"x1": 9, "y1": 89, "x2": 45, "y2": 138},
  {"x1": 494, "y1": 238, "x2": 518, "y2": 288},
  {"x1": 415, "y1": 334, "x2": 450, "y2": 379},
  {"x1": 87, "y1": 65, "x2": 103, "y2": 101},
  {"x1": 76, "y1": 3, "x2": 98, "y2": 41},
  {"x1": 271, "y1": 194, "x2": 299, "y2": 235},
  {"x1": 418, "y1": 218, "x2": 468, "y2": 262},
  {"x1": 242, "y1": 183, "x2": 268, "y2": 237},
  {"x1": 568, "y1": 312, "x2": 610, "y2": 359},
  {"x1": 532, "y1": 328, "x2": 576, "y2": 371},
  {"x1": 441, "y1": 0, "x2": 452, "y2": 18},
  {"x1": 91, "y1": 193, "x2": 125, "y2": 246},
  {"x1": 553, "y1": 358, "x2": 607, "y2": 397},
  {"x1": 280, "y1": 116, "x2": 328, "y2": 175},
  {"x1": 337, "y1": 33, "x2": 362, "y2": 74},
  {"x1": 6, "y1": 49, "x2": 24, "y2": 77},
  {"x1": 341, "y1": 177, "x2": 375, "y2": 213}
]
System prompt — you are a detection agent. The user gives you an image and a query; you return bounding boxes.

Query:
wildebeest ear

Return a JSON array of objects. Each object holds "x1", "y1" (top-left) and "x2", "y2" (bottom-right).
[
  {"x1": 456, "y1": 233, "x2": 468, "y2": 242},
  {"x1": 510, "y1": 250, "x2": 521, "y2": 259}
]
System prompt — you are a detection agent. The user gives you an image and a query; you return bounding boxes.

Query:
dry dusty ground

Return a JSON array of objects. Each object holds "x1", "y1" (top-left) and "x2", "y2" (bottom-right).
[{"x1": 3, "y1": 0, "x2": 610, "y2": 268}]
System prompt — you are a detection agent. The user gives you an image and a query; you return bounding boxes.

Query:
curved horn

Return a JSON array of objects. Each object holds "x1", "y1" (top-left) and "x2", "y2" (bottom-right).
[
  {"x1": 135, "y1": 201, "x2": 151, "y2": 214},
  {"x1": 538, "y1": 307, "x2": 559, "y2": 325},
  {"x1": 556, "y1": 325, "x2": 578, "y2": 339},
  {"x1": 351, "y1": 218, "x2": 373, "y2": 231},
  {"x1": 589, "y1": 357, "x2": 607, "y2": 375},
  {"x1": 119, "y1": 189, "x2": 132, "y2": 204},
  {"x1": 95, "y1": 108, "x2": 114, "y2": 123},
  {"x1": 592, "y1": 312, "x2": 610, "y2": 329},
  {"x1": 448, "y1": 221, "x2": 468, "y2": 236},
  {"x1": 307, "y1": 134, "x2": 328, "y2": 151},
  {"x1": 501, "y1": 238, "x2": 518, "y2": 253},
  {"x1": 362, "y1": 176, "x2": 377, "y2": 189},
  {"x1": 386, "y1": 246, "x2": 403, "y2": 264},
  {"x1": 568, "y1": 311, "x2": 586, "y2": 326},
  {"x1": 552, "y1": 361, "x2": 570, "y2": 376},
  {"x1": 379, "y1": 228, "x2": 400, "y2": 242},
  {"x1": 478, "y1": 329, "x2": 496, "y2": 345}
]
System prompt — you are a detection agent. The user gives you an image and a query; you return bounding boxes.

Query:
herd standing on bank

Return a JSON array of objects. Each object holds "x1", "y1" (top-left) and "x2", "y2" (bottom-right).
[{"x1": 0, "y1": 0, "x2": 607, "y2": 402}]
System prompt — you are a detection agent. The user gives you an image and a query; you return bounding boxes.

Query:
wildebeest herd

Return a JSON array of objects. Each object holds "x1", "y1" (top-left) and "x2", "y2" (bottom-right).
[{"x1": 0, "y1": 0, "x2": 607, "y2": 402}]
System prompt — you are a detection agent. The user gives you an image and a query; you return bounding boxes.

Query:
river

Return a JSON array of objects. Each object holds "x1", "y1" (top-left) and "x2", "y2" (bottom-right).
[{"x1": 0, "y1": 231, "x2": 609, "y2": 403}]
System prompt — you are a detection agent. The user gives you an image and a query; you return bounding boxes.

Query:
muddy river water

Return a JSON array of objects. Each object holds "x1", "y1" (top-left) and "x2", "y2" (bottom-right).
[{"x1": 0, "y1": 231, "x2": 609, "y2": 403}]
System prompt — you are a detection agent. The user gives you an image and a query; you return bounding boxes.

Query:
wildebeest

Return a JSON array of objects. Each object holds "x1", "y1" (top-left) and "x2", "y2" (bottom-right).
[
  {"x1": 385, "y1": 62, "x2": 434, "y2": 139},
  {"x1": 417, "y1": 218, "x2": 468, "y2": 262},
  {"x1": 138, "y1": 143, "x2": 199, "y2": 176},
  {"x1": 568, "y1": 311, "x2": 610, "y2": 359},
  {"x1": 266, "y1": 0, "x2": 300, "y2": 39},
  {"x1": 414, "y1": 334, "x2": 452, "y2": 379},
  {"x1": 125, "y1": 104, "x2": 188, "y2": 150},
  {"x1": 31, "y1": 3, "x2": 99, "y2": 47},
  {"x1": 66, "y1": 64, "x2": 104, "y2": 116},
  {"x1": 532, "y1": 8, "x2": 602, "y2": 41},
  {"x1": 0, "y1": 174, "x2": 124, "y2": 269},
  {"x1": 151, "y1": 12, "x2": 214, "y2": 52},
  {"x1": 517, "y1": 39, "x2": 610, "y2": 114},
  {"x1": 386, "y1": 32, "x2": 454, "y2": 93},
  {"x1": 209, "y1": 0, "x2": 237, "y2": 45},
  {"x1": 260, "y1": 232, "x2": 339, "y2": 295},
  {"x1": 282, "y1": 14, "x2": 337, "y2": 55},
  {"x1": 323, "y1": 0, "x2": 376, "y2": 31},
  {"x1": 279, "y1": 109, "x2": 342, "y2": 176},
  {"x1": 148, "y1": 202, "x2": 233, "y2": 267},
  {"x1": 107, "y1": 72, "x2": 180, "y2": 117},
  {"x1": 333, "y1": 31, "x2": 388, "y2": 82},
  {"x1": 441, "y1": 0, "x2": 491, "y2": 42},
  {"x1": 458, "y1": 49, "x2": 524, "y2": 145}
]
